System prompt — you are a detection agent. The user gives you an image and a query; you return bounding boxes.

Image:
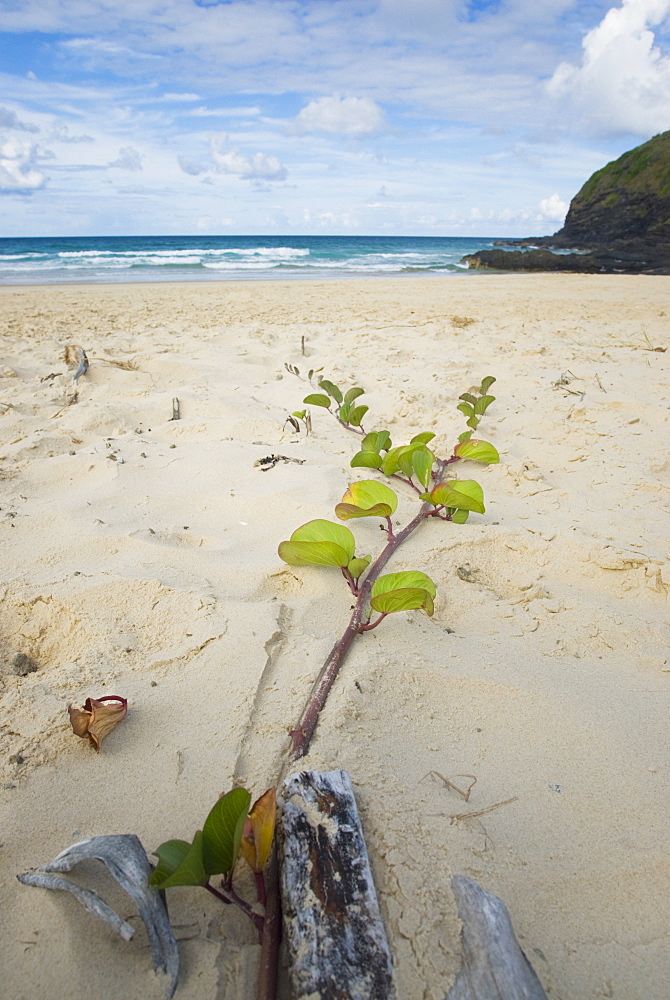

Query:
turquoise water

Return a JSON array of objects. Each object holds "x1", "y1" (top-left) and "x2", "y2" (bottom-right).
[{"x1": 0, "y1": 234, "x2": 504, "y2": 284}]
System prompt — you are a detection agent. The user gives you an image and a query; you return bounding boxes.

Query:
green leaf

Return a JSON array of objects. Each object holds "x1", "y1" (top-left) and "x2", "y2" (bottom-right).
[
  {"x1": 351, "y1": 450, "x2": 383, "y2": 469},
  {"x1": 412, "y1": 446, "x2": 434, "y2": 488},
  {"x1": 370, "y1": 587, "x2": 434, "y2": 616},
  {"x1": 458, "y1": 430, "x2": 474, "y2": 442},
  {"x1": 466, "y1": 416, "x2": 479, "y2": 430},
  {"x1": 474, "y1": 394, "x2": 495, "y2": 415},
  {"x1": 335, "y1": 502, "x2": 393, "y2": 520},
  {"x1": 290, "y1": 519, "x2": 356, "y2": 556},
  {"x1": 279, "y1": 518, "x2": 356, "y2": 566},
  {"x1": 410, "y1": 432, "x2": 436, "y2": 445},
  {"x1": 348, "y1": 555, "x2": 371, "y2": 579},
  {"x1": 339, "y1": 402, "x2": 351, "y2": 422},
  {"x1": 457, "y1": 401, "x2": 474, "y2": 417},
  {"x1": 279, "y1": 519, "x2": 356, "y2": 567},
  {"x1": 202, "y1": 787, "x2": 252, "y2": 877},
  {"x1": 149, "y1": 839, "x2": 192, "y2": 886},
  {"x1": 278, "y1": 540, "x2": 352, "y2": 567},
  {"x1": 361, "y1": 431, "x2": 381, "y2": 453},
  {"x1": 451, "y1": 508, "x2": 470, "y2": 523},
  {"x1": 318, "y1": 379, "x2": 343, "y2": 404},
  {"x1": 395, "y1": 444, "x2": 422, "y2": 479},
  {"x1": 303, "y1": 393, "x2": 331, "y2": 408},
  {"x1": 480, "y1": 376, "x2": 496, "y2": 394},
  {"x1": 376, "y1": 430, "x2": 392, "y2": 452},
  {"x1": 349, "y1": 405, "x2": 368, "y2": 427},
  {"x1": 430, "y1": 479, "x2": 485, "y2": 513},
  {"x1": 381, "y1": 446, "x2": 404, "y2": 477},
  {"x1": 453, "y1": 439, "x2": 500, "y2": 464},
  {"x1": 344, "y1": 387, "x2": 365, "y2": 405},
  {"x1": 372, "y1": 570, "x2": 437, "y2": 600},
  {"x1": 458, "y1": 393, "x2": 478, "y2": 405},
  {"x1": 340, "y1": 479, "x2": 398, "y2": 514},
  {"x1": 150, "y1": 832, "x2": 207, "y2": 889},
  {"x1": 291, "y1": 410, "x2": 306, "y2": 419}
]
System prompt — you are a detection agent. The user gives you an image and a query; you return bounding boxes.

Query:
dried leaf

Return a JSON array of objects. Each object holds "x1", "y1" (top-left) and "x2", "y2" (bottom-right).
[
  {"x1": 68, "y1": 695, "x2": 128, "y2": 751},
  {"x1": 240, "y1": 788, "x2": 276, "y2": 872}
]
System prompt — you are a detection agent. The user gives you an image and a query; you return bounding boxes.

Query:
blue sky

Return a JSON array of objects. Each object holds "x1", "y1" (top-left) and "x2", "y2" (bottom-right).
[{"x1": 1, "y1": 0, "x2": 669, "y2": 237}]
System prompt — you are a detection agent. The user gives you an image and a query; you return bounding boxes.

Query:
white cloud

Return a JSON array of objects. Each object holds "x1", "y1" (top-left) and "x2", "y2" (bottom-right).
[
  {"x1": 189, "y1": 105, "x2": 261, "y2": 118},
  {"x1": 0, "y1": 106, "x2": 39, "y2": 133},
  {"x1": 294, "y1": 95, "x2": 388, "y2": 137},
  {"x1": 548, "y1": 0, "x2": 670, "y2": 136},
  {"x1": 539, "y1": 193, "x2": 569, "y2": 222},
  {"x1": 178, "y1": 155, "x2": 207, "y2": 176},
  {"x1": 302, "y1": 207, "x2": 358, "y2": 229},
  {"x1": 109, "y1": 145, "x2": 142, "y2": 170},
  {"x1": 50, "y1": 123, "x2": 94, "y2": 143},
  {"x1": 161, "y1": 92, "x2": 201, "y2": 102},
  {"x1": 0, "y1": 137, "x2": 46, "y2": 192},
  {"x1": 209, "y1": 132, "x2": 287, "y2": 181}
]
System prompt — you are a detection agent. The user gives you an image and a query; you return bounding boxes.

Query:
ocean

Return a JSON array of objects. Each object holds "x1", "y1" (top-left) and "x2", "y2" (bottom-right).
[{"x1": 0, "y1": 234, "x2": 505, "y2": 285}]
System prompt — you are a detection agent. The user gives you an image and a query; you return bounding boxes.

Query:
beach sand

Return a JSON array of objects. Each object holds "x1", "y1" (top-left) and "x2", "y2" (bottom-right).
[{"x1": 0, "y1": 274, "x2": 668, "y2": 1000}]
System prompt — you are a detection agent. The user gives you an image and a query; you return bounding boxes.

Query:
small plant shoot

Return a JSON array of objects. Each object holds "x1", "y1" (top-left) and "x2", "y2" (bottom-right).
[
  {"x1": 280, "y1": 373, "x2": 498, "y2": 642},
  {"x1": 149, "y1": 786, "x2": 277, "y2": 941}
]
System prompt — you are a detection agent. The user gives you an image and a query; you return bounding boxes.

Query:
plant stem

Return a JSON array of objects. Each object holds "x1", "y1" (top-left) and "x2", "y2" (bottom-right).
[
  {"x1": 288, "y1": 464, "x2": 444, "y2": 762},
  {"x1": 391, "y1": 472, "x2": 422, "y2": 494},
  {"x1": 221, "y1": 874, "x2": 264, "y2": 939},
  {"x1": 358, "y1": 612, "x2": 387, "y2": 632},
  {"x1": 337, "y1": 416, "x2": 365, "y2": 435},
  {"x1": 256, "y1": 847, "x2": 281, "y2": 1000},
  {"x1": 205, "y1": 882, "x2": 232, "y2": 905},
  {"x1": 341, "y1": 566, "x2": 358, "y2": 596},
  {"x1": 255, "y1": 871, "x2": 267, "y2": 908}
]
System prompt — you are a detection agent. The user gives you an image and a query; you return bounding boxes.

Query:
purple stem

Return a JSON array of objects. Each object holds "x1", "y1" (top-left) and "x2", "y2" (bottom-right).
[
  {"x1": 220, "y1": 874, "x2": 264, "y2": 939},
  {"x1": 391, "y1": 472, "x2": 422, "y2": 494},
  {"x1": 255, "y1": 871, "x2": 267, "y2": 908},
  {"x1": 205, "y1": 882, "x2": 232, "y2": 905},
  {"x1": 358, "y1": 612, "x2": 387, "y2": 632},
  {"x1": 256, "y1": 848, "x2": 281, "y2": 1000},
  {"x1": 341, "y1": 566, "x2": 358, "y2": 596},
  {"x1": 288, "y1": 461, "x2": 446, "y2": 762}
]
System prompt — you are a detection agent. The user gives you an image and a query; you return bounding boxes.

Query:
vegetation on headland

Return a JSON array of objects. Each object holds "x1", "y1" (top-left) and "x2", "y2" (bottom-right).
[{"x1": 463, "y1": 130, "x2": 670, "y2": 274}]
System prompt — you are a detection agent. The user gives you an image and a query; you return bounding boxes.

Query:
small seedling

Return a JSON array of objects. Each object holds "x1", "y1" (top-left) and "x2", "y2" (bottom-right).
[
  {"x1": 149, "y1": 786, "x2": 277, "y2": 942},
  {"x1": 278, "y1": 371, "x2": 499, "y2": 761},
  {"x1": 284, "y1": 409, "x2": 312, "y2": 435}
]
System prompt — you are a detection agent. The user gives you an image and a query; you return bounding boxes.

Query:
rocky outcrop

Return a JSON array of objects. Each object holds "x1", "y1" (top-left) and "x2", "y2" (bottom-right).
[{"x1": 463, "y1": 131, "x2": 670, "y2": 274}]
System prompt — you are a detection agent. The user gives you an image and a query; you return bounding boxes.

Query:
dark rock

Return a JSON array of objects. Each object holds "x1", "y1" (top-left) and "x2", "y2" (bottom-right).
[
  {"x1": 11, "y1": 652, "x2": 38, "y2": 676},
  {"x1": 554, "y1": 130, "x2": 670, "y2": 249},
  {"x1": 463, "y1": 131, "x2": 670, "y2": 274},
  {"x1": 462, "y1": 249, "x2": 604, "y2": 273}
]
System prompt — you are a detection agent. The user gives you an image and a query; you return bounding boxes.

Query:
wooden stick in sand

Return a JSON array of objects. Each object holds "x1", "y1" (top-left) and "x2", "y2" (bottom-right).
[{"x1": 280, "y1": 769, "x2": 395, "y2": 1000}]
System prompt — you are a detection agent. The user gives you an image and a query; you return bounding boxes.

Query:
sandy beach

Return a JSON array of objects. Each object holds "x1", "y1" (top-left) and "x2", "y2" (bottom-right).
[{"x1": 1, "y1": 274, "x2": 668, "y2": 1000}]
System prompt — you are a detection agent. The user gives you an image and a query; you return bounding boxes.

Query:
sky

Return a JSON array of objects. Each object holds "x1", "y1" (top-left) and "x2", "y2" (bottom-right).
[{"x1": 1, "y1": 0, "x2": 670, "y2": 238}]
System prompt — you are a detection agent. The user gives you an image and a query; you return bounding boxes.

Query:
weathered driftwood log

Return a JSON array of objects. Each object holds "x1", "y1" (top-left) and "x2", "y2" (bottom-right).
[
  {"x1": 446, "y1": 875, "x2": 548, "y2": 1000},
  {"x1": 18, "y1": 834, "x2": 179, "y2": 999},
  {"x1": 280, "y1": 769, "x2": 396, "y2": 1000}
]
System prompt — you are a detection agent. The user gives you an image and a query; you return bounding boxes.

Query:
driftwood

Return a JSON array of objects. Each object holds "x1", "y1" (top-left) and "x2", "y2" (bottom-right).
[
  {"x1": 280, "y1": 769, "x2": 396, "y2": 1000},
  {"x1": 446, "y1": 875, "x2": 548, "y2": 1000},
  {"x1": 18, "y1": 834, "x2": 179, "y2": 999}
]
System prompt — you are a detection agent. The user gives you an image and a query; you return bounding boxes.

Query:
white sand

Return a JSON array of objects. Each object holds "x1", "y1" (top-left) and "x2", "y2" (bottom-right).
[{"x1": 0, "y1": 275, "x2": 668, "y2": 1000}]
